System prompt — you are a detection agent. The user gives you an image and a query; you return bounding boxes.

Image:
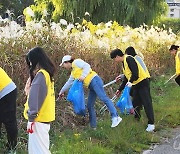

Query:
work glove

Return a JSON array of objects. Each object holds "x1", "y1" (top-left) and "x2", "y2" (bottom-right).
[
  {"x1": 27, "y1": 122, "x2": 34, "y2": 134},
  {"x1": 126, "y1": 82, "x2": 132, "y2": 87}
]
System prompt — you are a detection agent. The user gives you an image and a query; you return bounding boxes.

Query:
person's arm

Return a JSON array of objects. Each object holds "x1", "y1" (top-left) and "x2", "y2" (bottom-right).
[
  {"x1": 59, "y1": 75, "x2": 74, "y2": 95},
  {"x1": 126, "y1": 56, "x2": 139, "y2": 83},
  {"x1": 28, "y1": 72, "x2": 47, "y2": 122},
  {"x1": 74, "y1": 59, "x2": 91, "y2": 79},
  {"x1": 118, "y1": 76, "x2": 128, "y2": 91},
  {"x1": 115, "y1": 75, "x2": 127, "y2": 96}
]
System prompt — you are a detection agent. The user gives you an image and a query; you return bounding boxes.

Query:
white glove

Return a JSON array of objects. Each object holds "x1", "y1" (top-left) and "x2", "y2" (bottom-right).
[
  {"x1": 27, "y1": 122, "x2": 34, "y2": 134},
  {"x1": 126, "y1": 82, "x2": 132, "y2": 87}
]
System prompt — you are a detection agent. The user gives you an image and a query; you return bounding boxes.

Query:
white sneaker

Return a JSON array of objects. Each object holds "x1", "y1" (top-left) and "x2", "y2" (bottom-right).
[
  {"x1": 111, "y1": 116, "x2": 122, "y2": 128},
  {"x1": 146, "y1": 124, "x2": 155, "y2": 132}
]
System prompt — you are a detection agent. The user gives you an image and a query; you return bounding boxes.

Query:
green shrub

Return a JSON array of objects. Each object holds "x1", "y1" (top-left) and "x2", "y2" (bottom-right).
[{"x1": 155, "y1": 17, "x2": 180, "y2": 34}]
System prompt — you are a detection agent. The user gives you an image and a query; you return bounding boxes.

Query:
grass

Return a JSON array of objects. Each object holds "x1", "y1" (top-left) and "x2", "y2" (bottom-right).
[{"x1": 0, "y1": 76, "x2": 179, "y2": 154}]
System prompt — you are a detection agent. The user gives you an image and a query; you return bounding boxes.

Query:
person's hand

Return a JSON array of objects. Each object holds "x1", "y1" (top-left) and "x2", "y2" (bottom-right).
[
  {"x1": 27, "y1": 122, "x2": 34, "y2": 134},
  {"x1": 115, "y1": 75, "x2": 121, "y2": 82},
  {"x1": 115, "y1": 90, "x2": 121, "y2": 97},
  {"x1": 115, "y1": 74, "x2": 125, "y2": 82},
  {"x1": 126, "y1": 82, "x2": 132, "y2": 87},
  {"x1": 24, "y1": 77, "x2": 31, "y2": 96},
  {"x1": 57, "y1": 93, "x2": 65, "y2": 101},
  {"x1": 78, "y1": 76, "x2": 85, "y2": 81}
]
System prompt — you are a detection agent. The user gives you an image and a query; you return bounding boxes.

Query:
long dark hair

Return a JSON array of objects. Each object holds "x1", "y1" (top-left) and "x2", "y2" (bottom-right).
[
  {"x1": 125, "y1": 46, "x2": 137, "y2": 57},
  {"x1": 26, "y1": 47, "x2": 55, "y2": 82}
]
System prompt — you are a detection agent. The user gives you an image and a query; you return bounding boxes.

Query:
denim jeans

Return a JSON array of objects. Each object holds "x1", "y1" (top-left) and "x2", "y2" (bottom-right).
[{"x1": 87, "y1": 76, "x2": 118, "y2": 128}]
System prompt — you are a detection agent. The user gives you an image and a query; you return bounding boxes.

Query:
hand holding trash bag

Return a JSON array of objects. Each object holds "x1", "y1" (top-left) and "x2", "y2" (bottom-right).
[
  {"x1": 116, "y1": 86, "x2": 134, "y2": 114},
  {"x1": 126, "y1": 82, "x2": 132, "y2": 87},
  {"x1": 67, "y1": 80, "x2": 86, "y2": 116}
]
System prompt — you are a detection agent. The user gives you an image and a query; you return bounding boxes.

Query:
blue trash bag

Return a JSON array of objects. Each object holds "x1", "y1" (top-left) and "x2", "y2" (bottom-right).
[
  {"x1": 116, "y1": 86, "x2": 134, "y2": 114},
  {"x1": 67, "y1": 80, "x2": 86, "y2": 116}
]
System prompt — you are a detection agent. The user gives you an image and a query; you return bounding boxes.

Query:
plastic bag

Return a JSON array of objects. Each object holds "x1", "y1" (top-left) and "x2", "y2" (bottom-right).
[
  {"x1": 67, "y1": 80, "x2": 86, "y2": 116},
  {"x1": 116, "y1": 86, "x2": 134, "y2": 114}
]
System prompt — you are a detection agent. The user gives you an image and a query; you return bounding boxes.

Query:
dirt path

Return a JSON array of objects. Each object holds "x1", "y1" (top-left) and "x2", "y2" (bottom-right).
[{"x1": 143, "y1": 127, "x2": 180, "y2": 154}]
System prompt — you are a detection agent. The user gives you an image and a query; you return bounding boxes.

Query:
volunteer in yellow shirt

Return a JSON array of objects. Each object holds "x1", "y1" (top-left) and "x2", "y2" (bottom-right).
[
  {"x1": 24, "y1": 47, "x2": 55, "y2": 154},
  {"x1": 110, "y1": 49, "x2": 155, "y2": 132},
  {"x1": 169, "y1": 45, "x2": 180, "y2": 86},
  {"x1": 58, "y1": 55, "x2": 122, "y2": 129},
  {"x1": 125, "y1": 46, "x2": 150, "y2": 79}
]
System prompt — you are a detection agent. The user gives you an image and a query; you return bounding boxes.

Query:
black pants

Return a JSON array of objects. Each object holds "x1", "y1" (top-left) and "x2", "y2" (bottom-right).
[
  {"x1": 132, "y1": 79, "x2": 154, "y2": 124},
  {"x1": 175, "y1": 75, "x2": 180, "y2": 86},
  {"x1": 0, "y1": 88, "x2": 18, "y2": 150},
  {"x1": 0, "y1": 122, "x2": 2, "y2": 138}
]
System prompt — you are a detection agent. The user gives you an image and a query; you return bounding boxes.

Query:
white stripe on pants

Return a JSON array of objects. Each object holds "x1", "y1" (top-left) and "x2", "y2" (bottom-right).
[{"x1": 28, "y1": 122, "x2": 51, "y2": 154}]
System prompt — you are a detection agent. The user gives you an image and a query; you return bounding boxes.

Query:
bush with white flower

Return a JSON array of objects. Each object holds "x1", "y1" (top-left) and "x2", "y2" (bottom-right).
[{"x1": 0, "y1": 18, "x2": 179, "y2": 91}]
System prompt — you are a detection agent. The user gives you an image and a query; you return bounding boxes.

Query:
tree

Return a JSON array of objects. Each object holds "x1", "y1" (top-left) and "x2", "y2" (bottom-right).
[
  {"x1": 23, "y1": 0, "x2": 168, "y2": 27},
  {"x1": 0, "y1": 0, "x2": 34, "y2": 18}
]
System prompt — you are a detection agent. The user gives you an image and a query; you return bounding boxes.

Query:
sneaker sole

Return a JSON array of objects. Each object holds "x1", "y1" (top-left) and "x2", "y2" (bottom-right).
[{"x1": 111, "y1": 117, "x2": 122, "y2": 128}]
